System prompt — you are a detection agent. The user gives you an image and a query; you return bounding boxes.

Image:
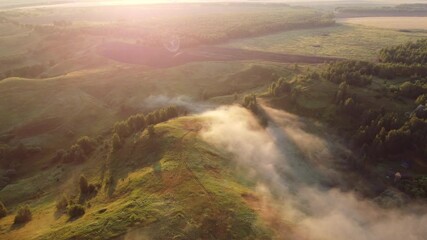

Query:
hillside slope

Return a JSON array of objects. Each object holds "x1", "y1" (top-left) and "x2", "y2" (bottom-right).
[{"x1": 0, "y1": 116, "x2": 276, "y2": 240}]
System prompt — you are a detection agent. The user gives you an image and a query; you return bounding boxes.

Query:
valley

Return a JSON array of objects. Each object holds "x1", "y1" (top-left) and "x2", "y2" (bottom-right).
[{"x1": 0, "y1": 1, "x2": 426, "y2": 240}]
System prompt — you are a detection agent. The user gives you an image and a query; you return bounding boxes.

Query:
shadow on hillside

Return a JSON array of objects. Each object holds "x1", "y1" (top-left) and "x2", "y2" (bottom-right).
[
  {"x1": 10, "y1": 222, "x2": 28, "y2": 231},
  {"x1": 67, "y1": 214, "x2": 84, "y2": 222}
]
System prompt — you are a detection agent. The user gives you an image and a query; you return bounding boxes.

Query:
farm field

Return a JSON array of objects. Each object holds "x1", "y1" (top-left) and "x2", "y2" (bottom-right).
[
  {"x1": 222, "y1": 24, "x2": 427, "y2": 60},
  {"x1": 338, "y1": 17, "x2": 427, "y2": 30}
]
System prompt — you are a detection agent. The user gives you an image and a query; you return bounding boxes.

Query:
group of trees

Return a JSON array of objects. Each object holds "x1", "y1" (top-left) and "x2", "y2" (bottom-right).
[
  {"x1": 354, "y1": 110, "x2": 427, "y2": 157},
  {"x1": 268, "y1": 77, "x2": 292, "y2": 97},
  {"x1": 14, "y1": 205, "x2": 32, "y2": 224},
  {"x1": 53, "y1": 136, "x2": 97, "y2": 163},
  {"x1": 265, "y1": 39, "x2": 427, "y2": 198},
  {"x1": 79, "y1": 175, "x2": 98, "y2": 197},
  {"x1": 322, "y1": 59, "x2": 427, "y2": 87},
  {"x1": 416, "y1": 94, "x2": 427, "y2": 105},
  {"x1": 242, "y1": 94, "x2": 258, "y2": 113},
  {"x1": 56, "y1": 194, "x2": 86, "y2": 219},
  {"x1": 112, "y1": 106, "x2": 180, "y2": 151},
  {"x1": 322, "y1": 60, "x2": 374, "y2": 86},
  {"x1": 397, "y1": 176, "x2": 427, "y2": 198},
  {"x1": 54, "y1": 175, "x2": 97, "y2": 219},
  {"x1": 374, "y1": 63, "x2": 427, "y2": 79},
  {"x1": 398, "y1": 81, "x2": 426, "y2": 99},
  {"x1": 321, "y1": 54, "x2": 426, "y2": 120},
  {"x1": 379, "y1": 39, "x2": 427, "y2": 65},
  {"x1": 0, "y1": 201, "x2": 33, "y2": 224},
  {"x1": 376, "y1": 39, "x2": 427, "y2": 81}
]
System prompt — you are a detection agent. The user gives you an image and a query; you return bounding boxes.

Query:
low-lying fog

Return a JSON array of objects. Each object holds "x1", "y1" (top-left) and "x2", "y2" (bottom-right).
[{"x1": 198, "y1": 103, "x2": 427, "y2": 240}]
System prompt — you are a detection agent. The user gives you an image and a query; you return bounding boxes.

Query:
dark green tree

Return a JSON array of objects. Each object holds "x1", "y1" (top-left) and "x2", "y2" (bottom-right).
[
  {"x1": 79, "y1": 175, "x2": 89, "y2": 195},
  {"x1": 0, "y1": 201, "x2": 7, "y2": 218},
  {"x1": 14, "y1": 205, "x2": 32, "y2": 224}
]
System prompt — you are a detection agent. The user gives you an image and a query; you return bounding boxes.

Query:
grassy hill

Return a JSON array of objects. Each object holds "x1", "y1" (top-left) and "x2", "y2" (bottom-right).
[{"x1": 0, "y1": 116, "x2": 278, "y2": 239}]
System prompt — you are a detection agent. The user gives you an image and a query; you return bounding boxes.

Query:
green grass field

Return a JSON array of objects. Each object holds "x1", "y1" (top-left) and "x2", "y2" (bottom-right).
[{"x1": 222, "y1": 24, "x2": 427, "y2": 61}]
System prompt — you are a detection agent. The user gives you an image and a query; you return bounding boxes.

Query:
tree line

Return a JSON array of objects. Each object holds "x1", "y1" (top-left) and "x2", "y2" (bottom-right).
[
  {"x1": 379, "y1": 39, "x2": 427, "y2": 65},
  {"x1": 111, "y1": 106, "x2": 180, "y2": 151}
]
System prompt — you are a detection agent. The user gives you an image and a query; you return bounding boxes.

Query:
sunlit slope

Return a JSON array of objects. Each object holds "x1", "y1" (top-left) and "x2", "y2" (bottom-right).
[
  {"x1": 0, "y1": 117, "x2": 274, "y2": 240},
  {"x1": 0, "y1": 62, "x2": 287, "y2": 144}
]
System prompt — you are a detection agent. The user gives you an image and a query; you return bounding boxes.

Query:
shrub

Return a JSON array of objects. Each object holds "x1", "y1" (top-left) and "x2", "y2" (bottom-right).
[
  {"x1": 56, "y1": 195, "x2": 68, "y2": 212},
  {"x1": 67, "y1": 204, "x2": 85, "y2": 219},
  {"x1": 14, "y1": 205, "x2": 32, "y2": 224},
  {"x1": 399, "y1": 81, "x2": 424, "y2": 98},
  {"x1": 76, "y1": 136, "x2": 96, "y2": 154},
  {"x1": 63, "y1": 144, "x2": 85, "y2": 163},
  {"x1": 0, "y1": 201, "x2": 7, "y2": 218},
  {"x1": 416, "y1": 94, "x2": 427, "y2": 105}
]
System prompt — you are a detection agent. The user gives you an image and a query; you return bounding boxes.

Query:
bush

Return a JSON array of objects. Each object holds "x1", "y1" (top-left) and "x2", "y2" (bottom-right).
[
  {"x1": 0, "y1": 201, "x2": 7, "y2": 218},
  {"x1": 67, "y1": 204, "x2": 85, "y2": 219},
  {"x1": 399, "y1": 81, "x2": 424, "y2": 98},
  {"x1": 416, "y1": 94, "x2": 427, "y2": 105},
  {"x1": 56, "y1": 195, "x2": 68, "y2": 212},
  {"x1": 14, "y1": 205, "x2": 32, "y2": 224},
  {"x1": 76, "y1": 136, "x2": 97, "y2": 154},
  {"x1": 63, "y1": 144, "x2": 85, "y2": 163}
]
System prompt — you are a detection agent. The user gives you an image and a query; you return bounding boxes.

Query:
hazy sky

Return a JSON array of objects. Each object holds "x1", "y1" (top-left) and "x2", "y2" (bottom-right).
[{"x1": 1, "y1": 0, "x2": 426, "y2": 10}]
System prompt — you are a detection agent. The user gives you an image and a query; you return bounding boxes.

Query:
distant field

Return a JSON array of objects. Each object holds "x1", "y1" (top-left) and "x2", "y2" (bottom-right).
[
  {"x1": 222, "y1": 24, "x2": 427, "y2": 60},
  {"x1": 0, "y1": 4, "x2": 333, "y2": 48},
  {"x1": 338, "y1": 17, "x2": 427, "y2": 30}
]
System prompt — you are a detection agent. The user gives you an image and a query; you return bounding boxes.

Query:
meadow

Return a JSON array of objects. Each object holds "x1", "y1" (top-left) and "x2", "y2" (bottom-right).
[
  {"x1": 1, "y1": 3, "x2": 334, "y2": 48},
  {"x1": 223, "y1": 24, "x2": 427, "y2": 61},
  {"x1": 338, "y1": 17, "x2": 427, "y2": 30}
]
